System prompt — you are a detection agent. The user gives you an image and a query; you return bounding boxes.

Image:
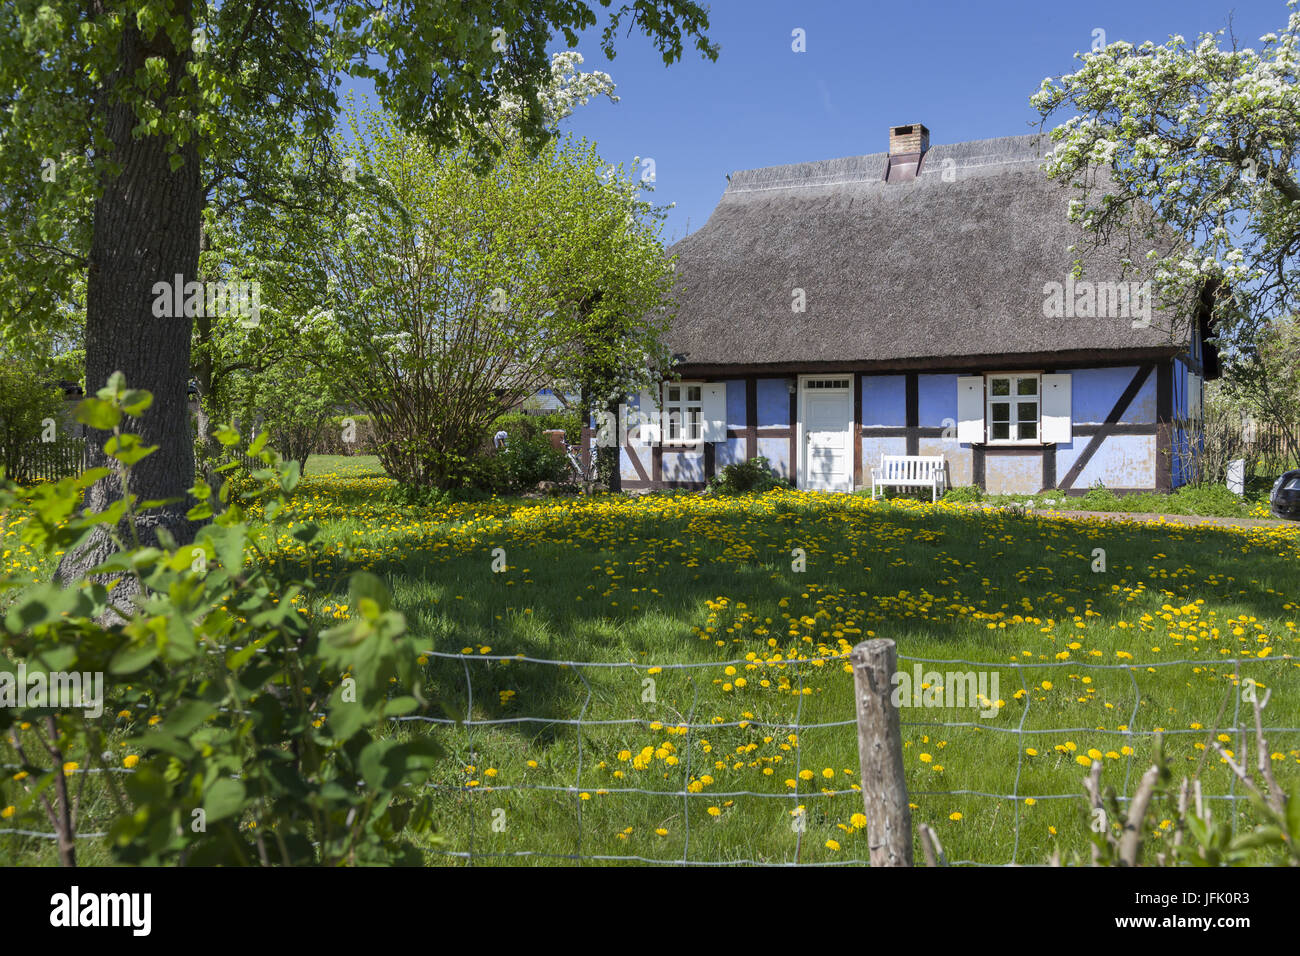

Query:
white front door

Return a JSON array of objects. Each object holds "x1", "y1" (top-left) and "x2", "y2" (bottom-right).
[{"x1": 800, "y1": 377, "x2": 853, "y2": 492}]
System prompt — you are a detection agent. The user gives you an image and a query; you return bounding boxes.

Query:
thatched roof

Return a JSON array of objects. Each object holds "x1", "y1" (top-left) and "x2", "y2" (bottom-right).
[{"x1": 664, "y1": 133, "x2": 1184, "y2": 370}]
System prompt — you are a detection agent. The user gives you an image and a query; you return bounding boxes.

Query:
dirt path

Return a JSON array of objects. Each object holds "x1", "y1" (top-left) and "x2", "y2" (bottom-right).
[{"x1": 1014, "y1": 508, "x2": 1294, "y2": 530}]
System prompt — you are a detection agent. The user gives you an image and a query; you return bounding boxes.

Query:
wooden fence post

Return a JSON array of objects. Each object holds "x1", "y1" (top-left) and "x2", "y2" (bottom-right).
[{"x1": 851, "y1": 638, "x2": 912, "y2": 866}]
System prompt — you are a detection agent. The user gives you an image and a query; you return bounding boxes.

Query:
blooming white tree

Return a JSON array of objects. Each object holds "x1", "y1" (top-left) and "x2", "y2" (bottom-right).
[{"x1": 1033, "y1": 2, "x2": 1300, "y2": 351}]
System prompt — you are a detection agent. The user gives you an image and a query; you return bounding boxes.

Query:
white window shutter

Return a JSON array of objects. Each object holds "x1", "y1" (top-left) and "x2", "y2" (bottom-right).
[
  {"x1": 1041, "y1": 373, "x2": 1072, "y2": 444},
  {"x1": 701, "y1": 383, "x2": 726, "y2": 442},
  {"x1": 956, "y1": 376, "x2": 984, "y2": 443},
  {"x1": 1188, "y1": 371, "x2": 1202, "y2": 422},
  {"x1": 637, "y1": 386, "x2": 661, "y2": 443}
]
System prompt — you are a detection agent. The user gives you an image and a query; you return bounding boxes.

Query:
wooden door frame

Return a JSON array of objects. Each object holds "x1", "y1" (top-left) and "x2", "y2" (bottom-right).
[{"x1": 797, "y1": 374, "x2": 855, "y2": 491}]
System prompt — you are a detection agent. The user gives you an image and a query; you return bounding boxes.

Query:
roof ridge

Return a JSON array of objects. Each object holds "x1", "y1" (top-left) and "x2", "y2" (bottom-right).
[{"x1": 724, "y1": 131, "x2": 1049, "y2": 195}]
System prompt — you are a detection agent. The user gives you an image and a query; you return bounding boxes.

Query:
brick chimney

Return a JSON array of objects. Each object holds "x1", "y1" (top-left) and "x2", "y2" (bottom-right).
[
  {"x1": 884, "y1": 123, "x2": 929, "y2": 183},
  {"x1": 889, "y1": 123, "x2": 929, "y2": 154}
]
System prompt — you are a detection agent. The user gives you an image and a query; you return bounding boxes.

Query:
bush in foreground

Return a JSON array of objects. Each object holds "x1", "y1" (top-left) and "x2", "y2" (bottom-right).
[{"x1": 0, "y1": 375, "x2": 438, "y2": 865}]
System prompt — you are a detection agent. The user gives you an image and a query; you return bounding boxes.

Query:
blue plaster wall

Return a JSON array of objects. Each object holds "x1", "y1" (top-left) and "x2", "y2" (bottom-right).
[
  {"x1": 757, "y1": 435, "x2": 791, "y2": 478},
  {"x1": 1071, "y1": 366, "x2": 1156, "y2": 424},
  {"x1": 717, "y1": 436, "x2": 746, "y2": 469},
  {"x1": 756, "y1": 379, "x2": 790, "y2": 427},
  {"x1": 661, "y1": 451, "x2": 704, "y2": 483},
  {"x1": 918, "y1": 374, "x2": 958, "y2": 428},
  {"x1": 1170, "y1": 360, "x2": 1202, "y2": 489},
  {"x1": 630, "y1": 364, "x2": 1188, "y2": 492},
  {"x1": 725, "y1": 380, "x2": 746, "y2": 429},
  {"x1": 1056, "y1": 435, "x2": 1157, "y2": 489},
  {"x1": 860, "y1": 375, "x2": 906, "y2": 427},
  {"x1": 620, "y1": 390, "x2": 653, "y2": 482}
]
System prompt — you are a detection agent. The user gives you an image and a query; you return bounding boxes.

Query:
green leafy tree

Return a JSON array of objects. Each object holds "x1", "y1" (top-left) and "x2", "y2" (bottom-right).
[
  {"x1": 303, "y1": 92, "x2": 675, "y2": 490},
  {"x1": 190, "y1": 211, "x2": 338, "y2": 480},
  {"x1": 229, "y1": 349, "x2": 343, "y2": 474},
  {"x1": 1221, "y1": 315, "x2": 1300, "y2": 469},
  {"x1": 0, "y1": 354, "x2": 66, "y2": 481},
  {"x1": 0, "y1": 1, "x2": 716, "y2": 586}
]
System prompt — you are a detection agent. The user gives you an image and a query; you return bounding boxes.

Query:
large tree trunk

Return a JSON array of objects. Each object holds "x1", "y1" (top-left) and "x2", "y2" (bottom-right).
[{"x1": 55, "y1": 19, "x2": 200, "y2": 610}]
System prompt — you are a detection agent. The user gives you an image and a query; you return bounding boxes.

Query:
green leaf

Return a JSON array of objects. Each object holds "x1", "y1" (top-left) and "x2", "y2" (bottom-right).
[
  {"x1": 163, "y1": 699, "x2": 216, "y2": 736},
  {"x1": 226, "y1": 634, "x2": 272, "y2": 671},
  {"x1": 75, "y1": 397, "x2": 121, "y2": 430},
  {"x1": 383, "y1": 696, "x2": 419, "y2": 717},
  {"x1": 109, "y1": 642, "x2": 159, "y2": 674},
  {"x1": 327, "y1": 684, "x2": 369, "y2": 739},
  {"x1": 120, "y1": 389, "x2": 153, "y2": 416},
  {"x1": 104, "y1": 432, "x2": 158, "y2": 466},
  {"x1": 359, "y1": 739, "x2": 400, "y2": 789},
  {"x1": 291, "y1": 522, "x2": 319, "y2": 544},
  {"x1": 203, "y1": 777, "x2": 246, "y2": 823},
  {"x1": 348, "y1": 571, "x2": 391, "y2": 614},
  {"x1": 199, "y1": 524, "x2": 246, "y2": 574},
  {"x1": 97, "y1": 372, "x2": 127, "y2": 400},
  {"x1": 1232, "y1": 825, "x2": 1284, "y2": 851},
  {"x1": 4, "y1": 583, "x2": 88, "y2": 633},
  {"x1": 213, "y1": 424, "x2": 241, "y2": 447}
]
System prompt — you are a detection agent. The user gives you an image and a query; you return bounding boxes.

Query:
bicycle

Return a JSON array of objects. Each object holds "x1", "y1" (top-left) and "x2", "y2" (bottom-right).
[{"x1": 564, "y1": 436, "x2": 598, "y2": 487}]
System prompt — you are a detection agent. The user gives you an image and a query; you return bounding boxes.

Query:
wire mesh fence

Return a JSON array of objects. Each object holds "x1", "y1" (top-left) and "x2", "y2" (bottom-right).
[
  {"x1": 391, "y1": 647, "x2": 1295, "y2": 866},
  {"x1": 4, "y1": 644, "x2": 1294, "y2": 866}
]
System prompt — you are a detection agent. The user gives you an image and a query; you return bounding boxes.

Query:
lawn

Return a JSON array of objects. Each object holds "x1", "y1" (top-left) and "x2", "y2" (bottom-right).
[
  {"x1": 283, "y1": 457, "x2": 1300, "y2": 864},
  {"x1": 4, "y1": 454, "x2": 1299, "y2": 866}
]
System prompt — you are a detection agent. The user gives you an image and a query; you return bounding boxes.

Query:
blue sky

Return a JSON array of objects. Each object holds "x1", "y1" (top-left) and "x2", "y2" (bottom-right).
[{"x1": 554, "y1": 0, "x2": 1284, "y2": 242}]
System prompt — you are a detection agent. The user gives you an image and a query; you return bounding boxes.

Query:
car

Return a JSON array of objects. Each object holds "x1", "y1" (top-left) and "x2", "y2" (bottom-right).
[{"x1": 1270, "y1": 469, "x2": 1300, "y2": 520}]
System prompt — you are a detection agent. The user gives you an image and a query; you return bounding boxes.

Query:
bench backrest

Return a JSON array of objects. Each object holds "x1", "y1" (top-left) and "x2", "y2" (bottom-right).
[{"x1": 879, "y1": 454, "x2": 945, "y2": 480}]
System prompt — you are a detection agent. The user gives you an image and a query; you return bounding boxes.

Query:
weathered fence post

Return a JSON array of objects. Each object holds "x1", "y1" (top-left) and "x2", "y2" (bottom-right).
[{"x1": 851, "y1": 638, "x2": 912, "y2": 866}]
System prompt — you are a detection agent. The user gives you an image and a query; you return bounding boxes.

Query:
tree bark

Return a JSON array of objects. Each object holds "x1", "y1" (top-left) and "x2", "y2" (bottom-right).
[
  {"x1": 602, "y1": 394, "x2": 621, "y2": 493},
  {"x1": 55, "y1": 17, "x2": 200, "y2": 609},
  {"x1": 192, "y1": 228, "x2": 224, "y2": 487}
]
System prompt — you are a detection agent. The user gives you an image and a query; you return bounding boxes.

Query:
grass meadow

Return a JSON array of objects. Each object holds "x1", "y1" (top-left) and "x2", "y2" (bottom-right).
[{"x1": 4, "y1": 453, "x2": 1300, "y2": 865}]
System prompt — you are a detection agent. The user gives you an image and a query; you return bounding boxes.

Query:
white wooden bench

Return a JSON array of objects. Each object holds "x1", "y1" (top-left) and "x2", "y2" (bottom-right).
[{"x1": 870, "y1": 454, "x2": 947, "y2": 502}]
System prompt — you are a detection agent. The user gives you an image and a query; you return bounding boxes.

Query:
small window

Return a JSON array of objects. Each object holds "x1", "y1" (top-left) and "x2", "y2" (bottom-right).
[
  {"x1": 805, "y1": 378, "x2": 849, "y2": 389},
  {"x1": 664, "y1": 383, "x2": 702, "y2": 443},
  {"x1": 986, "y1": 374, "x2": 1040, "y2": 444}
]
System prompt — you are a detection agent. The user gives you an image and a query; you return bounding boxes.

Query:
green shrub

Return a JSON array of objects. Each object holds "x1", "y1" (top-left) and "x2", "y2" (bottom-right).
[
  {"x1": 1076, "y1": 483, "x2": 1125, "y2": 512},
  {"x1": 0, "y1": 374, "x2": 439, "y2": 865},
  {"x1": 1166, "y1": 483, "x2": 1253, "y2": 517},
  {"x1": 378, "y1": 482, "x2": 454, "y2": 508},
  {"x1": 483, "y1": 432, "x2": 570, "y2": 493},
  {"x1": 490, "y1": 410, "x2": 582, "y2": 446},
  {"x1": 707, "y1": 456, "x2": 790, "y2": 495},
  {"x1": 941, "y1": 485, "x2": 985, "y2": 503}
]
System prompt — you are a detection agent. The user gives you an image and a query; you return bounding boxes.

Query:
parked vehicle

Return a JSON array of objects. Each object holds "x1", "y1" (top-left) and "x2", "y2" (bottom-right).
[{"x1": 1270, "y1": 469, "x2": 1300, "y2": 520}]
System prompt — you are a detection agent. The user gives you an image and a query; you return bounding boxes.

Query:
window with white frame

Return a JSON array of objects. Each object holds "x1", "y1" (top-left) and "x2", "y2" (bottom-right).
[
  {"x1": 663, "y1": 383, "x2": 702, "y2": 443},
  {"x1": 986, "y1": 373, "x2": 1040, "y2": 443}
]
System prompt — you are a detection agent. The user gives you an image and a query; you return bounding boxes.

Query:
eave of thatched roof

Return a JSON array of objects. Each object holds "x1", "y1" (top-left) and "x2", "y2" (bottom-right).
[{"x1": 664, "y1": 133, "x2": 1184, "y2": 369}]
